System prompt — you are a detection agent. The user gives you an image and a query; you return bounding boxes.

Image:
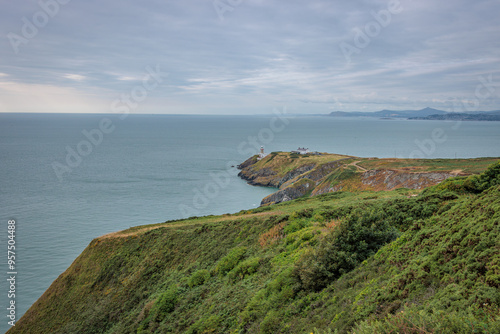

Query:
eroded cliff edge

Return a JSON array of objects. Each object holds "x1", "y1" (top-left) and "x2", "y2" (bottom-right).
[{"x1": 238, "y1": 152, "x2": 496, "y2": 205}]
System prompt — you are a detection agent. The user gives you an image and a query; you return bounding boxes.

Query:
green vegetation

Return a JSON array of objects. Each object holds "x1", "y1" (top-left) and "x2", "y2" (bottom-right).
[
  {"x1": 10, "y1": 161, "x2": 500, "y2": 334},
  {"x1": 249, "y1": 152, "x2": 350, "y2": 176},
  {"x1": 250, "y1": 152, "x2": 498, "y2": 176},
  {"x1": 433, "y1": 160, "x2": 500, "y2": 194}
]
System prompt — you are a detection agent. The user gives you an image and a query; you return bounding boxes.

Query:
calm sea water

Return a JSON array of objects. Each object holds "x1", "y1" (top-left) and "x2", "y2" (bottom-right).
[{"x1": 1, "y1": 113, "x2": 499, "y2": 332}]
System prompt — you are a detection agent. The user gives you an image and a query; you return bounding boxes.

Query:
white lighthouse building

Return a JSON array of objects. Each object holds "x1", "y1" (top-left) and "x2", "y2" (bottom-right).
[{"x1": 258, "y1": 146, "x2": 268, "y2": 160}]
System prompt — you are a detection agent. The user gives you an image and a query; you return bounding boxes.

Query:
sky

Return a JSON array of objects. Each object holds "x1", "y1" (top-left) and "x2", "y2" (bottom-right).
[{"x1": 1, "y1": 0, "x2": 500, "y2": 114}]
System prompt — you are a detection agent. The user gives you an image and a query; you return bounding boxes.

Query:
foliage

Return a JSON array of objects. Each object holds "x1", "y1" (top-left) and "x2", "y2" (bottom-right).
[
  {"x1": 432, "y1": 161, "x2": 500, "y2": 194},
  {"x1": 9, "y1": 162, "x2": 500, "y2": 334},
  {"x1": 215, "y1": 246, "x2": 247, "y2": 276},
  {"x1": 188, "y1": 269, "x2": 211, "y2": 288},
  {"x1": 293, "y1": 212, "x2": 399, "y2": 291},
  {"x1": 228, "y1": 257, "x2": 261, "y2": 281},
  {"x1": 259, "y1": 221, "x2": 286, "y2": 247},
  {"x1": 352, "y1": 305, "x2": 500, "y2": 334},
  {"x1": 141, "y1": 282, "x2": 179, "y2": 329}
]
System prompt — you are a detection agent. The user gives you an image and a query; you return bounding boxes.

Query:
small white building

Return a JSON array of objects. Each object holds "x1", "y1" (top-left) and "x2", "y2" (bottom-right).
[
  {"x1": 291, "y1": 147, "x2": 310, "y2": 155},
  {"x1": 258, "y1": 146, "x2": 268, "y2": 160}
]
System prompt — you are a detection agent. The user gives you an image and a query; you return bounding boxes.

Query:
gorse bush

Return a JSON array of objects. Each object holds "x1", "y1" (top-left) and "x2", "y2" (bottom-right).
[
  {"x1": 228, "y1": 257, "x2": 261, "y2": 281},
  {"x1": 188, "y1": 269, "x2": 210, "y2": 287},
  {"x1": 478, "y1": 161, "x2": 500, "y2": 189},
  {"x1": 293, "y1": 212, "x2": 399, "y2": 292},
  {"x1": 215, "y1": 246, "x2": 247, "y2": 276},
  {"x1": 149, "y1": 283, "x2": 178, "y2": 323}
]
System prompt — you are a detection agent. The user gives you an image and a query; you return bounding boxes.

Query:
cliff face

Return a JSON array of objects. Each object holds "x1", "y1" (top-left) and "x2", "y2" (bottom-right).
[
  {"x1": 238, "y1": 153, "x2": 479, "y2": 205},
  {"x1": 260, "y1": 179, "x2": 316, "y2": 205},
  {"x1": 237, "y1": 155, "x2": 316, "y2": 188}
]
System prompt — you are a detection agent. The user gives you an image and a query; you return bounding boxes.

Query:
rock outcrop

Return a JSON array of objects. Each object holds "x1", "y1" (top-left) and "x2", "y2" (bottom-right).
[{"x1": 261, "y1": 179, "x2": 316, "y2": 205}]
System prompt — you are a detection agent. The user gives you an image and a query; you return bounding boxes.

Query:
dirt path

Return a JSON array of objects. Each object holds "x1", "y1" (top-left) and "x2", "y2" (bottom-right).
[{"x1": 348, "y1": 160, "x2": 368, "y2": 172}]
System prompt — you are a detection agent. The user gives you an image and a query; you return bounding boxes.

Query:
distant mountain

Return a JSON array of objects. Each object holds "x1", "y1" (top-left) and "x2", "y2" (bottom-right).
[
  {"x1": 328, "y1": 107, "x2": 447, "y2": 118},
  {"x1": 375, "y1": 107, "x2": 447, "y2": 118},
  {"x1": 328, "y1": 107, "x2": 500, "y2": 120},
  {"x1": 409, "y1": 112, "x2": 500, "y2": 121}
]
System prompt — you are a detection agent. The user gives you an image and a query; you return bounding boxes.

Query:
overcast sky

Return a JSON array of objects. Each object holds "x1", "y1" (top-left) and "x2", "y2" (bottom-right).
[{"x1": 1, "y1": 0, "x2": 499, "y2": 114}]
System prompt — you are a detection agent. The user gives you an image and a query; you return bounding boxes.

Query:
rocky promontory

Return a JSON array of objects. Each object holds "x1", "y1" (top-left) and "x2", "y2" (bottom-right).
[{"x1": 238, "y1": 152, "x2": 496, "y2": 205}]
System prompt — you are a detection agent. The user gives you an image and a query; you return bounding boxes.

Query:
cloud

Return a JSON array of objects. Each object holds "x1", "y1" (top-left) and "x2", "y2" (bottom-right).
[
  {"x1": 0, "y1": 0, "x2": 499, "y2": 113},
  {"x1": 0, "y1": 79, "x2": 106, "y2": 113},
  {"x1": 116, "y1": 76, "x2": 141, "y2": 81},
  {"x1": 63, "y1": 74, "x2": 86, "y2": 81}
]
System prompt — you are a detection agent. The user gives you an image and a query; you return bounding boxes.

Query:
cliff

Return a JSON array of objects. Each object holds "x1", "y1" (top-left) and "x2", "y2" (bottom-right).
[
  {"x1": 8, "y1": 161, "x2": 500, "y2": 333},
  {"x1": 238, "y1": 152, "x2": 497, "y2": 205}
]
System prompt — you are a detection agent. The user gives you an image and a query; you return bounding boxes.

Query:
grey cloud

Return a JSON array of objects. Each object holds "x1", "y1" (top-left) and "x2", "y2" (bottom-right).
[{"x1": 1, "y1": 0, "x2": 499, "y2": 113}]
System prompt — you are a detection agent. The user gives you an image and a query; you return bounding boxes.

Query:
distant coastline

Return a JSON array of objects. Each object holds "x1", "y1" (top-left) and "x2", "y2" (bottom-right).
[{"x1": 326, "y1": 107, "x2": 500, "y2": 121}]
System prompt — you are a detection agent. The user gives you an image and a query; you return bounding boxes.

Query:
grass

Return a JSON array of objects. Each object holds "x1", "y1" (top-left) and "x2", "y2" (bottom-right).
[
  {"x1": 252, "y1": 152, "x2": 351, "y2": 176},
  {"x1": 253, "y1": 153, "x2": 498, "y2": 176},
  {"x1": 9, "y1": 162, "x2": 500, "y2": 334}
]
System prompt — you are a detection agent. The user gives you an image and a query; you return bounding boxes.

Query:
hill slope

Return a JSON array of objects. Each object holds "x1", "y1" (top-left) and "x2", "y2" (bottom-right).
[{"x1": 9, "y1": 161, "x2": 500, "y2": 333}]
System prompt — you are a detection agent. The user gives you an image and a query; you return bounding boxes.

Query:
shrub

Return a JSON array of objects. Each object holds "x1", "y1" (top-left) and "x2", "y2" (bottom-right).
[
  {"x1": 475, "y1": 161, "x2": 500, "y2": 191},
  {"x1": 153, "y1": 284, "x2": 178, "y2": 320},
  {"x1": 215, "y1": 246, "x2": 247, "y2": 276},
  {"x1": 283, "y1": 219, "x2": 311, "y2": 234},
  {"x1": 294, "y1": 215, "x2": 399, "y2": 291},
  {"x1": 188, "y1": 269, "x2": 210, "y2": 288},
  {"x1": 260, "y1": 310, "x2": 282, "y2": 334},
  {"x1": 290, "y1": 208, "x2": 314, "y2": 219},
  {"x1": 229, "y1": 257, "x2": 261, "y2": 281},
  {"x1": 432, "y1": 161, "x2": 500, "y2": 194}
]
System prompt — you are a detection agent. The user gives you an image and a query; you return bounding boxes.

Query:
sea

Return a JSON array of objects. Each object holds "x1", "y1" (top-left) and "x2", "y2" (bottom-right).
[{"x1": 1, "y1": 112, "x2": 499, "y2": 332}]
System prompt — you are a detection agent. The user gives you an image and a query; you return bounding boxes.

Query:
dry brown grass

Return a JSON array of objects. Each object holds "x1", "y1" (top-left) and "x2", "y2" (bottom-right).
[
  {"x1": 325, "y1": 220, "x2": 340, "y2": 230},
  {"x1": 258, "y1": 221, "x2": 287, "y2": 247}
]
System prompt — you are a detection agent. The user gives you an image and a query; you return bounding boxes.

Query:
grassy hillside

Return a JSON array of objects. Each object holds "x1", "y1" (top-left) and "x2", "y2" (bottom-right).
[
  {"x1": 243, "y1": 152, "x2": 497, "y2": 176},
  {"x1": 249, "y1": 152, "x2": 350, "y2": 176},
  {"x1": 9, "y1": 161, "x2": 500, "y2": 334}
]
